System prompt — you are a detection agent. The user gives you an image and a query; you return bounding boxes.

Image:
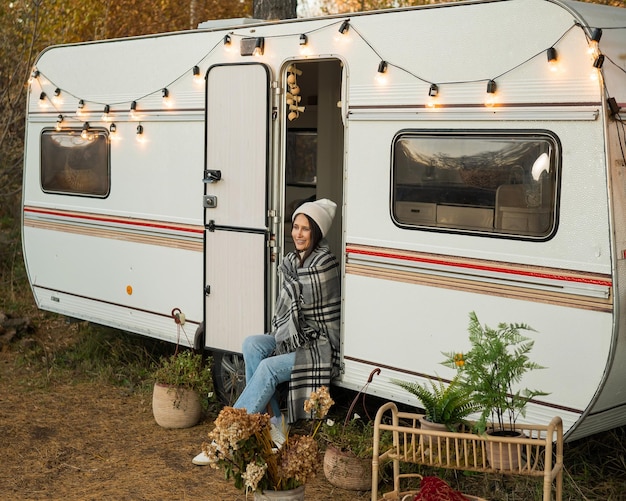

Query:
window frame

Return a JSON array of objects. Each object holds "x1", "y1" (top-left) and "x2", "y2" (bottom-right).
[
  {"x1": 40, "y1": 127, "x2": 111, "y2": 198},
  {"x1": 390, "y1": 129, "x2": 561, "y2": 241}
]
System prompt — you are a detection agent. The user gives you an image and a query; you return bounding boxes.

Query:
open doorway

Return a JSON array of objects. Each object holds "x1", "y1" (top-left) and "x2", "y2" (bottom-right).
[{"x1": 283, "y1": 59, "x2": 344, "y2": 259}]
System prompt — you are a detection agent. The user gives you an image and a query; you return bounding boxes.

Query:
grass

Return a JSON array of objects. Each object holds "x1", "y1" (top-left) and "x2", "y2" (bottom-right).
[
  {"x1": 2, "y1": 243, "x2": 626, "y2": 499},
  {"x1": 7, "y1": 314, "x2": 626, "y2": 499}
]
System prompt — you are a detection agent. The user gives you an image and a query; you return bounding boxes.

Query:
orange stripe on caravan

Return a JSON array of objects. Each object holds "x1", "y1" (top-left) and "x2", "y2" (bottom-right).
[
  {"x1": 346, "y1": 245, "x2": 612, "y2": 287},
  {"x1": 345, "y1": 244, "x2": 613, "y2": 312},
  {"x1": 23, "y1": 206, "x2": 203, "y2": 235},
  {"x1": 23, "y1": 206, "x2": 203, "y2": 252}
]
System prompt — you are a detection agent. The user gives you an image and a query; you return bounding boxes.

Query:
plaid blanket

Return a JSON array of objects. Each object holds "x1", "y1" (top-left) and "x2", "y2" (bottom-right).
[{"x1": 272, "y1": 241, "x2": 341, "y2": 423}]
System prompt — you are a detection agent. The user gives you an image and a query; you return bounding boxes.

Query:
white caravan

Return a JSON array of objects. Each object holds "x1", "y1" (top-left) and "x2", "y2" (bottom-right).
[{"x1": 22, "y1": 0, "x2": 626, "y2": 441}]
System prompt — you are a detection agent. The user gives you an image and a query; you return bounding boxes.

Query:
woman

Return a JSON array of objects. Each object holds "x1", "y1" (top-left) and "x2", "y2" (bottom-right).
[{"x1": 193, "y1": 198, "x2": 341, "y2": 464}]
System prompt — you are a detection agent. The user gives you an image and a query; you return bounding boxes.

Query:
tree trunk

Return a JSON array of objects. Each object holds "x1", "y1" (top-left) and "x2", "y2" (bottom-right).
[{"x1": 253, "y1": 0, "x2": 297, "y2": 20}]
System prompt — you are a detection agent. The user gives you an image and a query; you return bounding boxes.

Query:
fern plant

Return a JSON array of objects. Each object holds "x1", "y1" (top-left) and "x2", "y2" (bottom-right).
[
  {"x1": 391, "y1": 375, "x2": 481, "y2": 431},
  {"x1": 442, "y1": 311, "x2": 548, "y2": 434}
]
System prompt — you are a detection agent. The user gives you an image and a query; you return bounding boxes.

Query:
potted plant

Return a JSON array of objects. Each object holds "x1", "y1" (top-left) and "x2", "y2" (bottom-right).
[
  {"x1": 390, "y1": 375, "x2": 481, "y2": 431},
  {"x1": 151, "y1": 349, "x2": 213, "y2": 429},
  {"x1": 318, "y1": 370, "x2": 393, "y2": 491},
  {"x1": 201, "y1": 386, "x2": 333, "y2": 500},
  {"x1": 442, "y1": 312, "x2": 548, "y2": 469},
  {"x1": 319, "y1": 413, "x2": 378, "y2": 491},
  {"x1": 442, "y1": 311, "x2": 548, "y2": 436}
]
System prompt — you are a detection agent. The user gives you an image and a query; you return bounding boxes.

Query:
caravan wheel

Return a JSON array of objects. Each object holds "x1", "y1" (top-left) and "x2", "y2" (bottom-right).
[{"x1": 212, "y1": 352, "x2": 246, "y2": 406}]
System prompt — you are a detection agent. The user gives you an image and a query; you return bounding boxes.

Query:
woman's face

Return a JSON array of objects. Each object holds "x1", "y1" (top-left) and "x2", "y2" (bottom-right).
[{"x1": 292, "y1": 213, "x2": 312, "y2": 252}]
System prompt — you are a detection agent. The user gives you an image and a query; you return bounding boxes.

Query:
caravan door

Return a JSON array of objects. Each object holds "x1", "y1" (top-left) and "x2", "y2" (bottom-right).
[{"x1": 204, "y1": 63, "x2": 270, "y2": 354}]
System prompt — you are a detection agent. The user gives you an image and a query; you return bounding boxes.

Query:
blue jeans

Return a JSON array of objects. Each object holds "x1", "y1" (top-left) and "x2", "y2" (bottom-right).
[{"x1": 233, "y1": 334, "x2": 295, "y2": 417}]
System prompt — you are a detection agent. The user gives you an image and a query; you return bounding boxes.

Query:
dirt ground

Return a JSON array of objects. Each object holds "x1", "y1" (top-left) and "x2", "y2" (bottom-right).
[{"x1": 0, "y1": 317, "x2": 370, "y2": 501}]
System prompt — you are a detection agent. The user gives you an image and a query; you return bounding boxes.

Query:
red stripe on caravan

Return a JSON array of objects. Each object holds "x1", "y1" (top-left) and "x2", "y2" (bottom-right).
[
  {"x1": 346, "y1": 245, "x2": 612, "y2": 287},
  {"x1": 23, "y1": 206, "x2": 203, "y2": 235}
]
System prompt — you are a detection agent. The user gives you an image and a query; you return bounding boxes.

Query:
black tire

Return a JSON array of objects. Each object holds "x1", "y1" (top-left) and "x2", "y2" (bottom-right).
[{"x1": 212, "y1": 351, "x2": 246, "y2": 406}]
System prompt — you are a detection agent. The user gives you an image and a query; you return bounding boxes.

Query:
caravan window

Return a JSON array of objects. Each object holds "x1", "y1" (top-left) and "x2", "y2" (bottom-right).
[
  {"x1": 392, "y1": 131, "x2": 559, "y2": 239},
  {"x1": 40, "y1": 129, "x2": 110, "y2": 197}
]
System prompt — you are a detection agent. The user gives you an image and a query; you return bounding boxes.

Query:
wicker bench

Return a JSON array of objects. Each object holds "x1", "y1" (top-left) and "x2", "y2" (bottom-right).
[{"x1": 372, "y1": 402, "x2": 563, "y2": 501}]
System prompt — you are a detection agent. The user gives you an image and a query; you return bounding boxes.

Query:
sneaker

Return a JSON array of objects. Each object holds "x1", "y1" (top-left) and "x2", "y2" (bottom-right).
[
  {"x1": 192, "y1": 451, "x2": 210, "y2": 466},
  {"x1": 270, "y1": 423, "x2": 286, "y2": 448}
]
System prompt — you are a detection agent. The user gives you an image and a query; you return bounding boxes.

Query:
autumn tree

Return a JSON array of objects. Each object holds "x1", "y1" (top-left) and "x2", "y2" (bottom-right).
[{"x1": 0, "y1": 0, "x2": 251, "y2": 221}]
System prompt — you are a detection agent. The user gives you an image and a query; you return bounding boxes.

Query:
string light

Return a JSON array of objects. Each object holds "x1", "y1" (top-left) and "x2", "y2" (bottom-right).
[
  {"x1": 52, "y1": 88, "x2": 62, "y2": 104},
  {"x1": 299, "y1": 33, "x2": 312, "y2": 56},
  {"x1": 31, "y1": 19, "x2": 611, "y2": 142},
  {"x1": 607, "y1": 97, "x2": 621, "y2": 118},
  {"x1": 81, "y1": 122, "x2": 90, "y2": 140},
  {"x1": 28, "y1": 69, "x2": 40, "y2": 84},
  {"x1": 588, "y1": 27, "x2": 602, "y2": 55},
  {"x1": 162, "y1": 87, "x2": 172, "y2": 107},
  {"x1": 485, "y1": 79, "x2": 497, "y2": 107},
  {"x1": 593, "y1": 54, "x2": 604, "y2": 69},
  {"x1": 56, "y1": 114, "x2": 63, "y2": 131},
  {"x1": 136, "y1": 124, "x2": 145, "y2": 142},
  {"x1": 102, "y1": 104, "x2": 110, "y2": 121},
  {"x1": 426, "y1": 84, "x2": 439, "y2": 108},
  {"x1": 546, "y1": 47, "x2": 558, "y2": 72},
  {"x1": 375, "y1": 60, "x2": 388, "y2": 84},
  {"x1": 192, "y1": 65, "x2": 203, "y2": 85},
  {"x1": 253, "y1": 37, "x2": 264, "y2": 56},
  {"x1": 108, "y1": 122, "x2": 120, "y2": 142},
  {"x1": 223, "y1": 34, "x2": 236, "y2": 54}
]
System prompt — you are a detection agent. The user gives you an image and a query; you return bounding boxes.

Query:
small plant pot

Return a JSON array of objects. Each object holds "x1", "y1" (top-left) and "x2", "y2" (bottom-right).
[
  {"x1": 418, "y1": 416, "x2": 452, "y2": 432},
  {"x1": 152, "y1": 382, "x2": 202, "y2": 429},
  {"x1": 485, "y1": 429, "x2": 525, "y2": 470},
  {"x1": 323, "y1": 445, "x2": 372, "y2": 491},
  {"x1": 254, "y1": 485, "x2": 305, "y2": 501}
]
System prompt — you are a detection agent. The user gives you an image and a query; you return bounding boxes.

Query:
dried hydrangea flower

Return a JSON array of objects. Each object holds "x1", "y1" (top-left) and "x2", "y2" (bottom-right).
[
  {"x1": 243, "y1": 461, "x2": 268, "y2": 492},
  {"x1": 303, "y1": 386, "x2": 334, "y2": 420}
]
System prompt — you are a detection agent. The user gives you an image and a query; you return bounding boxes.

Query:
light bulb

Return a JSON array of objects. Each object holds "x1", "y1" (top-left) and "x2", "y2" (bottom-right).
[
  {"x1": 193, "y1": 66, "x2": 204, "y2": 85},
  {"x1": 136, "y1": 124, "x2": 145, "y2": 143},
  {"x1": 485, "y1": 80, "x2": 497, "y2": 107}
]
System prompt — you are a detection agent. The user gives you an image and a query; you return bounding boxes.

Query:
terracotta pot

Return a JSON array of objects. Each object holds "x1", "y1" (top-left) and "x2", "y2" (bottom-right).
[
  {"x1": 152, "y1": 382, "x2": 202, "y2": 429},
  {"x1": 418, "y1": 416, "x2": 452, "y2": 432},
  {"x1": 418, "y1": 416, "x2": 456, "y2": 462},
  {"x1": 254, "y1": 485, "x2": 305, "y2": 501},
  {"x1": 485, "y1": 429, "x2": 524, "y2": 470},
  {"x1": 323, "y1": 445, "x2": 372, "y2": 491}
]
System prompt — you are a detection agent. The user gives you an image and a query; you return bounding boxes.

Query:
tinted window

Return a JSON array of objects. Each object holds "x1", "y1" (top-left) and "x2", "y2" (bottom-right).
[
  {"x1": 392, "y1": 131, "x2": 559, "y2": 238},
  {"x1": 41, "y1": 129, "x2": 110, "y2": 197}
]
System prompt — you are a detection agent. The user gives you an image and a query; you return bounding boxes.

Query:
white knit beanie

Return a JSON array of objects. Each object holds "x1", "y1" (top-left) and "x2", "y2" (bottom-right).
[{"x1": 292, "y1": 198, "x2": 337, "y2": 237}]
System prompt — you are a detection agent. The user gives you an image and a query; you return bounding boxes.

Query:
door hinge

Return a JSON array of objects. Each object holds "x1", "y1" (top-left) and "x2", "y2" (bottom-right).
[
  {"x1": 208, "y1": 220, "x2": 216, "y2": 232},
  {"x1": 204, "y1": 285, "x2": 211, "y2": 296}
]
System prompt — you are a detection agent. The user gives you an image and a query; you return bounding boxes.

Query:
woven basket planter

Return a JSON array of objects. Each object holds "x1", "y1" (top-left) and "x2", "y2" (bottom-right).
[
  {"x1": 152, "y1": 382, "x2": 202, "y2": 429},
  {"x1": 323, "y1": 445, "x2": 372, "y2": 491}
]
